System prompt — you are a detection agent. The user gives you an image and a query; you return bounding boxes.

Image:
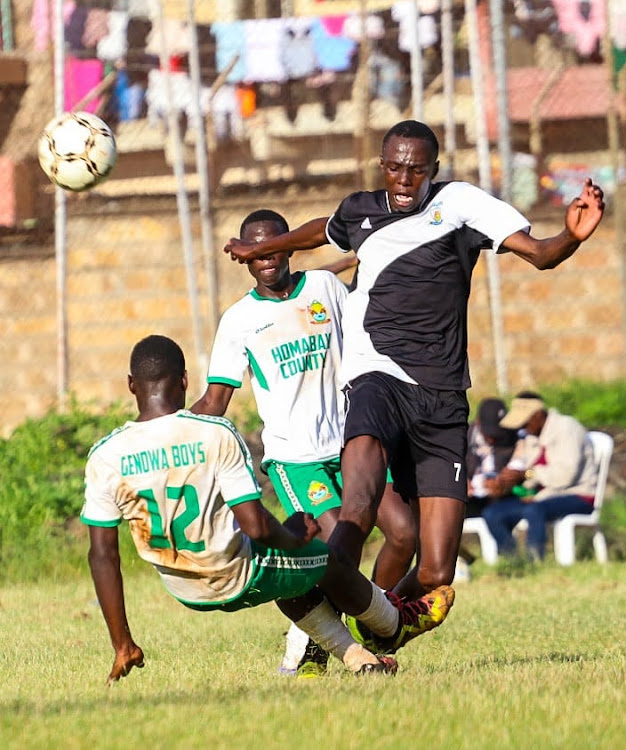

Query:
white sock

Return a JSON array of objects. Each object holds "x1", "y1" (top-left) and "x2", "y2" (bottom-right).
[
  {"x1": 280, "y1": 622, "x2": 310, "y2": 671},
  {"x1": 295, "y1": 600, "x2": 379, "y2": 672},
  {"x1": 356, "y1": 584, "x2": 399, "y2": 637}
]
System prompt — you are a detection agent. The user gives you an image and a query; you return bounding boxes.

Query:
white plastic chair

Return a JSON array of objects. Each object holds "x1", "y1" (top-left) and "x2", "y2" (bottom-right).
[
  {"x1": 462, "y1": 430, "x2": 613, "y2": 566},
  {"x1": 462, "y1": 516, "x2": 499, "y2": 565},
  {"x1": 552, "y1": 430, "x2": 613, "y2": 566}
]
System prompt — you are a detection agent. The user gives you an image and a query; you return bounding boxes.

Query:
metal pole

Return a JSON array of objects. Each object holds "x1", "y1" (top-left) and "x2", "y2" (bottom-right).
[
  {"x1": 409, "y1": 0, "x2": 424, "y2": 121},
  {"x1": 187, "y1": 0, "x2": 220, "y2": 379},
  {"x1": 441, "y1": 0, "x2": 456, "y2": 177},
  {"x1": 465, "y1": 0, "x2": 508, "y2": 394},
  {"x1": 156, "y1": 0, "x2": 205, "y2": 380},
  {"x1": 604, "y1": 0, "x2": 626, "y2": 367},
  {"x1": 53, "y1": 0, "x2": 68, "y2": 410},
  {"x1": 489, "y1": 0, "x2": 512, "y2": 203},
  {"x1": 1, "y1": 0, "x2": 14, "y2": 50},
  {"x1": 355, "y1": 0, "x2": 373, "y2": 189}
]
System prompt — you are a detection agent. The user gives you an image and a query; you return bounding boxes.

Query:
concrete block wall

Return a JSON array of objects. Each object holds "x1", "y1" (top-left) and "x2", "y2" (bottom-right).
[{"x1": 0, "y1": 191, "x2": 623, "y2": 437}]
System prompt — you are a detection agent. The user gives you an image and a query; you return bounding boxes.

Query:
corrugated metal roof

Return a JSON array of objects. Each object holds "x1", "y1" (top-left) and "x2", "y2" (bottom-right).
[{"x1": 507, "y1": 65, "x2": 613, "y2": 122}]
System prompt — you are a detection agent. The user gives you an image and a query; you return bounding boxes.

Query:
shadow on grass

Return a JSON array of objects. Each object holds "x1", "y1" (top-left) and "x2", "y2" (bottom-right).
[
  {"x1": 420, "y1": 650, "x2": 599, "y2": 675},
  {"x1": 1, "y1": 683, "x2": 267, "y2": 717}
]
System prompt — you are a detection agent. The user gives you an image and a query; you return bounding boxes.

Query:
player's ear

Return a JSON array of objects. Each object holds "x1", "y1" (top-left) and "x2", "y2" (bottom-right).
[
  {"x1": 128, "y1": 374, "x2": 136, "y2": 394},
  {"x1": 432, "y1": 160, "x2": 439, "y2": 180},
  {"x1": 182, "y1": 371, "x2": 188, "y2": 391},
  {"x1": 378, "y1": 154, "x2": 384, "y2": 170}
]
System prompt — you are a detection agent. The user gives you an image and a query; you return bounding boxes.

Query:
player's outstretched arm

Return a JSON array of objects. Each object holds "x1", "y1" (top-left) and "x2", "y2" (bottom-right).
[
  {"x1": 502, "y1": 178, "x2": 605, "y2": 270},
  {"x1": 87, "y1": 526, "x2": 145, "y2": 685},
  {"x1": 224, "y1": 217, "x2": 330, "y2": 263},
  {"x1": 190, "y1": 383, "x2": 235, "y2": 416}
]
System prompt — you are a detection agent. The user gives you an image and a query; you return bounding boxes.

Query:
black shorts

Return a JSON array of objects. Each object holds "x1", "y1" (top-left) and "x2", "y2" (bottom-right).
[{"x1": 343, "y1": 372, "x2": 469, "y2": 502}]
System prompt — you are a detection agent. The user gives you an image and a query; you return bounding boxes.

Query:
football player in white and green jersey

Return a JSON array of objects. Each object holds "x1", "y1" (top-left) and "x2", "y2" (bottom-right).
[
  {"x1": 81, "y1": 335, "x2": 429, "y2": 684},
  {"x1": 192, "y1": 211, "x2": 414, "y2": 582},
  {"x1": 193, "y1": 210, "x2": 348, "y2": 539},
  {"x1": 192, "y1": 211, "x2": 417, "y2": 675}
]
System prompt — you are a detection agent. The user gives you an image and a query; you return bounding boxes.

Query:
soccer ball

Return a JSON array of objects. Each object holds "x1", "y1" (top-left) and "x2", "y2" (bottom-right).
[{"x1": 38, "y1": 111, "x2": 117, "y2": 192}]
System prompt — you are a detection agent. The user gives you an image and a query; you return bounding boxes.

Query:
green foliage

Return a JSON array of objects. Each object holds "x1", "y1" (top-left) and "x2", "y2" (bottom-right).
[
  {"x1": 232, "y1": 397, "x2": 264, "y2": 435},
  {"x1": 601, "y1": 495, "x2": 626, "y2": 561},
  {"x1": 469, "y1": 379, "x2": 626, "y2": 427},
  {"x1": 531, "y1": 379, "x2": 626, "y2": 428},
  {"x1": 0, "y1": 400, "x2": 134, "y2": 580},
  {"x1": 1, "y1": 380, "x2": 624, "y2": 583}
]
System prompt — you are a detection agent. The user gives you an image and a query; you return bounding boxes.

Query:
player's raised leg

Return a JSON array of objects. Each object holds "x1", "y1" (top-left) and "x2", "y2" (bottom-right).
[
  {"x1": 345, "y1": 495, "x2": 462, "y2": 654},
  {"x1": 277, "y1": 590, "x2": 398, "y2": 676},
  {"x1": 270, "y1": 461, "x2": 342, "y2": 675},
  {"x1": 372, "y1": 481, "x2": 416, "y2": 590},
  {"x1": 276, "y1": 544, "x2": 408, "y2": 675},
  {"x1": 394, "y1": 495, "x2": 465, "y2": 599},
  {"x1": 329, "y1": 434, "x2": 389, "y2": 567}
]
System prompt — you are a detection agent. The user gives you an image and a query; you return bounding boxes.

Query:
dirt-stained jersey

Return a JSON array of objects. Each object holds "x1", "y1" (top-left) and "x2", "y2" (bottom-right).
[
  {"x1": 326, "y1": 181, "x2": 530, "y2": 390},
  {"x1": 81, "y1": 411, "x2": 262, "y2": 605},
  {"x1": 207, "y1": 270, "x2": 348, "y2": 465}
]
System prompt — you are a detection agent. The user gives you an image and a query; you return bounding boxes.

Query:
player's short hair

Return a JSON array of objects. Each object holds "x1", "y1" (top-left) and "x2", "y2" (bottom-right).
[
  {"x1": 130, "y1": 335, "x2": 185, "y2": 381},
  {"x1": 382, "y1": 120, "x2": 439, "y2": 160},
  {"x1": 239, "y1": 209, "x2": 289, "y2": 239}
]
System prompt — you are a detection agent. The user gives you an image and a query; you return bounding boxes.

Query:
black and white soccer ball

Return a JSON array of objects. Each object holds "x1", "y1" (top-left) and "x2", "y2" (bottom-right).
[{"x1": 38, "y1": 111, "x2": 117, "y2": 192}]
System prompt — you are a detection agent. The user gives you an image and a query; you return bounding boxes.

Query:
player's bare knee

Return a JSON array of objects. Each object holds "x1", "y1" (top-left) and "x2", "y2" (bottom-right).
[
  {"x1": 386, "y1": 524, "x2": 417, "y2": 555},
  {"x1": 418, "y1": 564, "x2": 455, "y2": 590}
]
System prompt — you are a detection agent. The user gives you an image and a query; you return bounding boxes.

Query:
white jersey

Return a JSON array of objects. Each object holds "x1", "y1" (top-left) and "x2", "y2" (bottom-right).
[
  {"x1": 81, "y1": 410, "x2": 262, "y2": 605},
  {"x1": 326, "y1": 181, "x2": 530, "y2": 389},
  {"x1": 207, "y1": 270, "x2": 348, "y2": 464}
]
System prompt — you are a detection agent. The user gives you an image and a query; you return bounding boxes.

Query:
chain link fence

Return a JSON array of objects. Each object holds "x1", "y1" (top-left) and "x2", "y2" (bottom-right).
[{"x1": 0, "y1": 0, "x2": 624, "y2": 435}]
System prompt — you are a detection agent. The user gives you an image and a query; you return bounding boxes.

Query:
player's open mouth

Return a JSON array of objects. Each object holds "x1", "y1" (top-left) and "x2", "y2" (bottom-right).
[{"x1": 393, "y1": 194, "x2": 414, "y2": 208}]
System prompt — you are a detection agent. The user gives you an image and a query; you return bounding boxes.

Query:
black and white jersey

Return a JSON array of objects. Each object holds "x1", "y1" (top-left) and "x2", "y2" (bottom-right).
[{"x1": 326, "y1": 181, "x2": 530, "y2": 390}]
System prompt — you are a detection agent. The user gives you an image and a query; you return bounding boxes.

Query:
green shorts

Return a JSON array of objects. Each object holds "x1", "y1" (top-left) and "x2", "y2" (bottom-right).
[
  {"x1": 266, "y1": 457, "x2": 343, "y2": 518},
  {"x1": 266, "y1": 459, "x2": 394, "y2": 519},
  {"x1": 180, "y1": 538, "x2": 329, "y2": 612}
]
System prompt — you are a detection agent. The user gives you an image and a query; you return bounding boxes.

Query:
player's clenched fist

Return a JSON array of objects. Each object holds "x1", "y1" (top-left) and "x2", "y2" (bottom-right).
[{"x1": 283, "y1": 511, "x2": 321, "y2": 545}]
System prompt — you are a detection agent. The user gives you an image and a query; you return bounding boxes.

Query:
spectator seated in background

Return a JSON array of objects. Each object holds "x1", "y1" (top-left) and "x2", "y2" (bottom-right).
[
  {"x1": 466, "y1": 398, "x2": 520, "y2": 518},
  {"x1": 456, "y1": 397, "x2": 520, "y2": 576},
  {"x1": 482, "y1": 391, "x2": 599, "y2": 560}
]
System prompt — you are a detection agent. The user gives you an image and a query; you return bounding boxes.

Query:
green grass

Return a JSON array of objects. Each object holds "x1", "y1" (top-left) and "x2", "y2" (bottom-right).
[{"x1": 1, "y1": 553, "x2": 624, "y2": 749}]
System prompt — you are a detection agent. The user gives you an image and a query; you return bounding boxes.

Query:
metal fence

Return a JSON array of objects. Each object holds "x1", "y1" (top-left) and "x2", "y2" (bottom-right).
[{"x1": 0, "y1": 0, "x2": 624, "y2": 435}]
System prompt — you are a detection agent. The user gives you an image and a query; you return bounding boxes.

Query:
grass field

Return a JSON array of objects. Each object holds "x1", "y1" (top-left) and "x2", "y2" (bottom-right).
[{"x1": 1, "y1": 553, "x2": 624, "y2": 750}]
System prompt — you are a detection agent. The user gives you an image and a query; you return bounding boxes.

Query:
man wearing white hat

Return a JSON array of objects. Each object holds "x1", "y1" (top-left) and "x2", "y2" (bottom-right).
[{"x1": 482, "y1": 391, "x2": 599, "y2": 559}]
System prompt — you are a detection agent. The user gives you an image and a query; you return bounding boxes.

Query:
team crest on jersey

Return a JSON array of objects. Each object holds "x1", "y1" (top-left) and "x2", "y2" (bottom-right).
[
  {"x1": 308, "y1": 480, "x2": 332, "y2": 505},
  {"x1": 308, "y1": 300, "x2": 329, "y2": 324},
  {"x1": 429, "y1": 203, "x2": 443, "y2": 225}
]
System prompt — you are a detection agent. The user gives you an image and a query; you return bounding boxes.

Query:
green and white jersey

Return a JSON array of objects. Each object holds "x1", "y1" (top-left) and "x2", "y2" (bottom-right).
[
  {"x1": 81, "y1": 410, "x2": 262, "y2": 605},
  {"x1": 208, "y1": 270, "x2": 348, "y2": 465}
]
